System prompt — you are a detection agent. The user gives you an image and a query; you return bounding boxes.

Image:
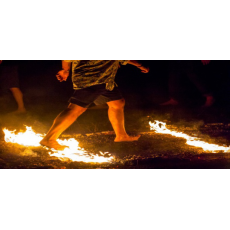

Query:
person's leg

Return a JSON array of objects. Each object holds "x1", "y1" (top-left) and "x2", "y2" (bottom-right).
[
  {"x1": 1, "y1": 64, "x2": 26, "y2": 113},
  {"x1": 160, "y1": 72, "x2": 181, "y2": 105},
  {"x1": 40, "y1": 103, "x2": 87, "y2": 150},
  {"x1": 161, "y1": 61, "x2": 182, "y2": 105},
  {"x1": 187, "y1": 71, "x2": 215, "y2": 107},
  {"x1": 9, "y1": 87, "x2": 26, "y2": 113},
  {"x1": 107, "y1": 99, "x2": 140, "y2": 142},
  {"x1": 184, "y1": 60, "x2": 214, "y2": 107}
]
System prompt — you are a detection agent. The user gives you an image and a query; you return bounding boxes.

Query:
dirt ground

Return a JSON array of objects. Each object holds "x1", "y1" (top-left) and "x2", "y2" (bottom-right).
[{"x1": 1, "y1": 97, "x2": 230, "y2": 169}]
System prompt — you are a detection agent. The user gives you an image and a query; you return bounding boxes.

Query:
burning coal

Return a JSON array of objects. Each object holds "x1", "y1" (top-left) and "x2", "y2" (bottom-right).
[
  {"x1": 149, "y1": 120, "x2": 230, "y2": 153},
  {"x1": 3, "y1": 126, "x2": 113, "y2": 163}
]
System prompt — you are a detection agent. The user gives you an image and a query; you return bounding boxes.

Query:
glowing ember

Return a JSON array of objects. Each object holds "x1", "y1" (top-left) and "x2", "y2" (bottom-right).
[
  {"x1": 3, "y1": 126, "x2": 113, "y2": 163},
  {"x1": 149, "y1": 120, "x2": 230, "y2": 153}
]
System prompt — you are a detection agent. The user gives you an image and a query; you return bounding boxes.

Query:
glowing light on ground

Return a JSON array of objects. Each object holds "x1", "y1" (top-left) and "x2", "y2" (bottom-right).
[
  {"x1": 149, "y1": 120, "x2": 230, "y2": 153},
  {"x1": 4, "y1": 127, "x2": 43, "y2": 146},
  {"x1": 3, "y1": 126, "x2": 113, "y2": 163}
]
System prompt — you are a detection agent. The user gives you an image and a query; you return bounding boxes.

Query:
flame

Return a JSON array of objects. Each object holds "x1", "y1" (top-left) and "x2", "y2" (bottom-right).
[
  {"x1": 4, "y1": 120, "x2": 229, "y2": 164},
  {"x1": 149, "y1": 120, "x2": 230, "y2": 153},
  {"x1": 3, "y1": 126, "x2": 113, "y2": 163},
  {"x1": 3, "y1": 127, "x2": 43, "y2": 146}
]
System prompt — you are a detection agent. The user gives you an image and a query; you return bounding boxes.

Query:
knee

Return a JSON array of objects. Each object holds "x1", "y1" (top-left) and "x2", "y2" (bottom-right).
[{"x1": 108, "y1": 99, "x2": 125, "y2": 110}]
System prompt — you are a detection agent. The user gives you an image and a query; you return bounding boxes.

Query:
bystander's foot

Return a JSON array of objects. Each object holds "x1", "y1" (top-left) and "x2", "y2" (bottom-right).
[
  {"x1": 40, "y1": 139, "x2": 68, "y2": 151},
  {"x1": 202, "y1": 95, "x2": 215, "y2": 107},
  {"x1": 160, "y1": 98, "x2": 179, "y2": 106},
  {"x1": 114, "y1": 134, "x2": 141, "y2": 142}
]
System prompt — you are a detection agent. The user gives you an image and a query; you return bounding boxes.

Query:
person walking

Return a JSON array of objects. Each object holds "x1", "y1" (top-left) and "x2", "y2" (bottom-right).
[{"x1": 40, "y1": 60, "x2": 149, "y2": 150}]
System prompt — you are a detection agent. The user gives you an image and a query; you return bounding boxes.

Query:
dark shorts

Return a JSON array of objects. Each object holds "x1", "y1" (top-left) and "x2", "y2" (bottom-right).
[
  {"x1": 0, "y1": 65, "x2": 20, "y2": 90},
  {"x1": 69, "y1": 84, "x2": 123, "y2": 108}
]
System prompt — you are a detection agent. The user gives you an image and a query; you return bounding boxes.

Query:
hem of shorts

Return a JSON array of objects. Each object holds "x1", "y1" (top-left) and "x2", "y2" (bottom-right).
[
  {"x1": 73, "y1": 82, "x2": 107, "y2": 90},
  {"x1": 106, "y1": 96, "x2": 123, "y2": 103},
  {"x1": 68, "y1": 98, "x2": 92, "y2": 108}
]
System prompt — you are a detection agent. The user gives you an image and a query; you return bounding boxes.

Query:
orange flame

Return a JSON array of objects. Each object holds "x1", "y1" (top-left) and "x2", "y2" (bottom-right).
[
  {"x1": 149, "y1": 120, "x2": 230, "y2": 152},
  {"x1": 3, "y1": 126, "x2": 113, "y2": 163}
]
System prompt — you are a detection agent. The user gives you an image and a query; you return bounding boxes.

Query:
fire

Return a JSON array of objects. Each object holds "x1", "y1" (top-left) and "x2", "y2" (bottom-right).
[
  {"x1": 4, "y1": 120, "x2": 229, "y2": 164},
  {"x1": 149, "y1": 120, "x2": 230, "y2": 152},
  {"x1": 3, "y1": 126, "x2": 113, "y2": 163},
  {"x1": 4, "y1": 127, "x2": 43, "y2": 146}
]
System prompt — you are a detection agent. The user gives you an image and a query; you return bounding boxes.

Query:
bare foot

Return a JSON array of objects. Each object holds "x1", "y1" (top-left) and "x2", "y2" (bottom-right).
[
  {"x1": 114, "y1": 134, "x2": 141, "y2": 142},
  {"x1": 40, "y1": 139, "x2": 68, "y2": 151},
  {"x1": 202, "y1": 96, "x2": 215, "y2": 107},
  {"x1": 160, "y1": 98, "x2": 179, "y2": 106},
  {"x1": 9, "y1": 109, "x2": 27, "y2": 115}
]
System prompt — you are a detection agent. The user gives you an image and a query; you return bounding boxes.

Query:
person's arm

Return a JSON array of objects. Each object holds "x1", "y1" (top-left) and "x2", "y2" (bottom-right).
[
  {"x1": 56, "y1": 60, "x2": 72, "y2": 82},
  {"x1": 127, "y1": 60, "x2": 149, "y2": 73},
  {"x1": 62, "y1": 60, "x2": 72, "y2": 71}
]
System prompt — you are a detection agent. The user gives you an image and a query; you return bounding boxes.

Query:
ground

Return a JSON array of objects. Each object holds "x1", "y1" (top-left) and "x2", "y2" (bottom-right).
[
  {"x1": 1, "y1": 96, "x2": 230, "y2": 169},
  {"x1": 1, "y1": 60, "x2": 230, "y2": 168}
]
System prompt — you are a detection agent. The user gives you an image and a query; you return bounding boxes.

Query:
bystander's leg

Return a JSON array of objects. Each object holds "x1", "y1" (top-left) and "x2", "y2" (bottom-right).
[{"x1": 9, "y1": 87, "x2": 26, "y2": 113}]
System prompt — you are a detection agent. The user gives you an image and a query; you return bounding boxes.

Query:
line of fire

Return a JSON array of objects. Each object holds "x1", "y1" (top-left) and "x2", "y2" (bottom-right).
[{"x1": 1, "y1": 60, "x2": 230, "y2": 169}]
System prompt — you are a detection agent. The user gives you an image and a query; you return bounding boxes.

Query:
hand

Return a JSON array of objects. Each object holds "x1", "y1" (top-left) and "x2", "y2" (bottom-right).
[
  {"x1": 201, "y1": 60, "x2": 211, "y2": 65},
  {"x1": 139, "y1": 66, "x2": 149, "y2": 73},
  {"x1": 56, "y1": 70, "x2": 69, "y2": 82}
]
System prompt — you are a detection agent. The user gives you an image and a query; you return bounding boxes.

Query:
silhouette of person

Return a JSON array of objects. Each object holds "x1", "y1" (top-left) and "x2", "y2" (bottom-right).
[
  {"x1": 161, "y1": 60, "x2": 215, "y2": 107},
  {"x1": 0, "y1": 60, "x2": 26, "y2": 113}
]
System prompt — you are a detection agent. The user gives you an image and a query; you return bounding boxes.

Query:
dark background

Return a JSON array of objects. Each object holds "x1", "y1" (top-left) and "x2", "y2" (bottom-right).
[{"x1": 1, "y1": 60, "x2": 230, "y2": 118}]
